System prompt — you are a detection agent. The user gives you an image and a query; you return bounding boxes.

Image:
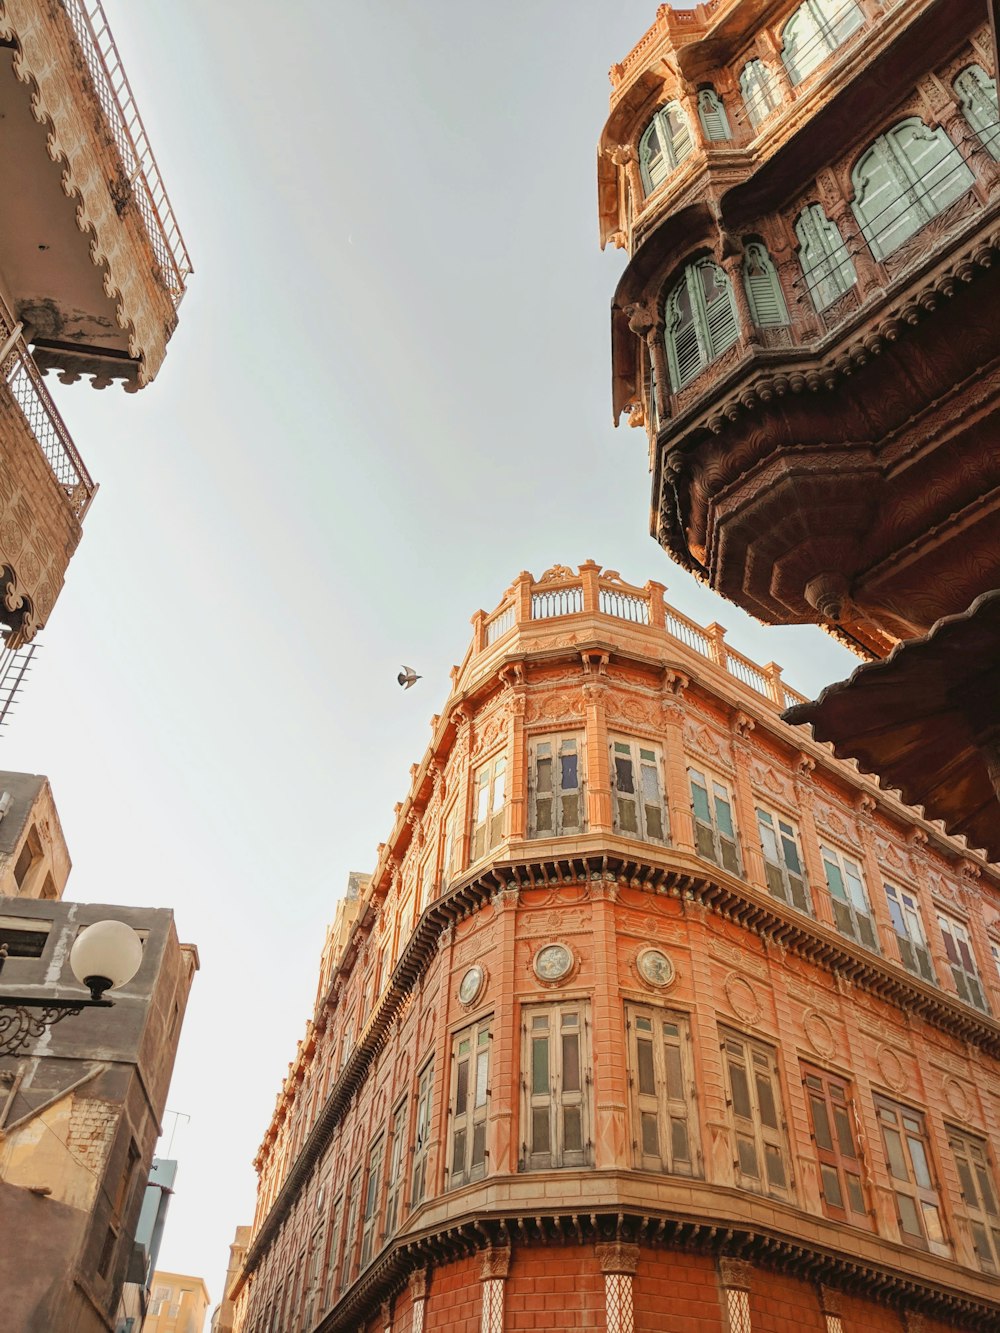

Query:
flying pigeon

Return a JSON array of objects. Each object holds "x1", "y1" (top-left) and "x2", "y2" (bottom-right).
[{"x1": 397, "y1": 666, "x2": 421, "y2": 690}]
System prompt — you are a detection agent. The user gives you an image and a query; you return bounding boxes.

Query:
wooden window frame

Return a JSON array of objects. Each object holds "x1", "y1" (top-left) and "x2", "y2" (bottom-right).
[
  {"x1": 626, "y1": 1003, "x2": 699, "y2": 1176},
  {"x1": 756, "y1": 806, "x2": 809, "y2": 913},
  {"x1": 411, "y1": 1058, "x2": 434, "y2": 1207},
  {"x1": 638, "y1": 101, "x2": 693, "y2": 195},
  {"x1": 359, "y1": 1132, "x2": 385, "y2": 1270},
  {"x1": 819, "y1": 843, "x2": 878, "y2": 952},
  {"x1": 742, "y1": 242, "x2": 789, "y2": 327},
  {"x1": 690, "y1": 767, "x2": 741, "y2": 875},
  {"x1": 883, "y1": 882, "x2": 935, "y2": 983},
  {"x1": 801, "y1": 1063, "x2": 871, "y2": 1228},
  {"x1": 448, "y1": 1017, "x2": 492, "y2": 1188},
  {"x1": 383, "y1": 1099, "x2": 408, "y2": 1242},
  {"x1": 697, "y1": 86, "x2": 731, "y2": 141},
  {"x1": 322, "y1": 1192, "x2": 344, "y2": 1309},
  {"x1": 721, "y1": 1028, "x2": 792, "y2": 1200},
  {"x1": 938, "y1": 912, "x2": 990, "y2": 1012},
  {"x1": 521, "y1": 1001, "x2": 592, "y2": 1170},
  {"x1": 610, "y1": 736, "x2": 667, "y2": 844},
  {"x1": 954, "y1": 64, "x2": 1000, "y2": 161},
  {"x1": 339, "y1": 1168, "x2": 362, "y2": 1290},
  {"x1": 529, "y1": 732, "x2": 586, "y2": 839},
  {"x1": 471, "y1": 754, "x2": 507, "y2": 862},
  {"x1": 874, "y1": 1093, "x2": 949, "y2": 1256},
  {"x1": 947, "y1": 1124, "x2": 1000, "y2": 1273}
]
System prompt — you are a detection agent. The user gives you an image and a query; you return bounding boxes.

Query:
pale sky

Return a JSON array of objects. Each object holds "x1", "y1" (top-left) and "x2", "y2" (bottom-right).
[{"x1": 3, "y1": 0, "x2": 858, "y2": 1311}]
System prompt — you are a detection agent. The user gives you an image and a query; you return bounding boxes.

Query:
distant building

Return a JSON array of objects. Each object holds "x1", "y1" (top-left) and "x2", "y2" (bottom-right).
[
  {"x1": 211, "y1": 1225, "x2": 252, "y2": 1333},
  {"x1": 115, "y1": 1157, "x2": 179, "y2": 1332},
  {"x1": 146, "y1": 1271, "x2": 211, "y2": 1333},
  {"x1": 598, "y1": 0, "x2": 1000, "y2": 853},
  {"x1": 0, "y1": 769, "x2": 70, "y2": 899},
  {"x1": 233, "y1": 563, "x2": 1000, "y2": 1332}
]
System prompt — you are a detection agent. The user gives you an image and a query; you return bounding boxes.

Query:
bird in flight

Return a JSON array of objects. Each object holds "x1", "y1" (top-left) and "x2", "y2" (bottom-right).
[{"x1": 397, "y1": 666, "x2": 421, "y2": 690}]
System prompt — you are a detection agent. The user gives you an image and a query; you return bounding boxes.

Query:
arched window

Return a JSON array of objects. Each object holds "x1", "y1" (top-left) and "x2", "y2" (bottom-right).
[
  {"x1": 739, "y1": 59, "x2": 782, "y2": 129},
  {"x1": 851, "y1": 118, "x2": 975, "y2": 259},
  {"x1": 638, "y1": 102, "x2": 693, "y2": 195},
  {"x1": 697, "y1": 87, "x2": 732, "y2": 142},
  {"x1": 795, "y1": 204, "x2": 857, "y2": 311},
  {"x1": 780, "y1": 0, "x2": 864, "y2": 85},
  {"x1": 664, "y1": 259, "x2": 740, "y2": 389},
  {"x1": 955, "y1": 64, "x2": 1000, "y2": 161},
  {"x1": 742, "y1": 243, "x2": 789, "y2": 325}
]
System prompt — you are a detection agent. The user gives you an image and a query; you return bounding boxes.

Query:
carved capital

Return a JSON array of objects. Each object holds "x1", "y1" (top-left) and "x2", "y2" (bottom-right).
[
  {"x1": 408, "y1": 1268, "x2": 428, "y2": 1302},
  {"x1": 818, "y1": 1286, "x2": 842, "y2": 1316},
  {"x1": 610, "y1": 143, "x2": 636, "y2": 167},
  {"x1": 480, "y1": 1246, "x2": 512, "y2": 1281},
  {"x1": 491, "y1": 884, "x2": 520, "y2": 911},
  {"x1": 718, "y1": 1257, "x2": 753, "y2": 1290},
  {"x1": 595, "y1": 1242, "x2": 639, "y2": 1275},
  {"x1": 663, "y1": 668, "x2": 689, "y2": 695}
]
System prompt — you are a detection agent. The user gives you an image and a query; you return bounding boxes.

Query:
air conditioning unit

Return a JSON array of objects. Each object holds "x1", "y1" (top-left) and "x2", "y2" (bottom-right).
[{"x1": 0, "y1": 791, "x2": 11, "y2": 822}]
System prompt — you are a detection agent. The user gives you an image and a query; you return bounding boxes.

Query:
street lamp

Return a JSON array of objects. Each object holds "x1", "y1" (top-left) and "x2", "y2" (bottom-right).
[{"x1": 0, "y1": 919, "x2": 144, "y2": 1057}]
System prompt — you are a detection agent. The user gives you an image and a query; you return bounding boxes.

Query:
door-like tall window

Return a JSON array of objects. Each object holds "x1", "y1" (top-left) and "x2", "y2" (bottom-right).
[
  {"x1": 742, "y1": 242, "x2": 788, "y2": 326},
  {"x1": 441, "y1": 805, "x2": 459, "y2": 888},
  {"x1": 522, "y1": 1003, "x2": 590, "y2": 1170},
  {"x1": 449, "y1": 1018, "x2": 491, "y2": 1188},
  {"x1": 955, "y1": 65, "x2": 1000, "y2": 161},
  {"x1": 697, "y1": 87, "x2": 731, "y2": 141},
  {"x1": 411, "y1": 1060, "x2": 434, "y2": 1207},
  {"x1": 851, "y1": 119, "x2": 975, "y2": 259},
  {"x1": 529, "y1": 734, "x2": 585, "y2": 837},
  {"x1": 875, "y1": 1095, "x2": 949, "y2": 1256},
  {"x1": 664, "y1": 259, "x2": 740, "y2": 389},
  {"x1": 383, "y1": 1101, "x2": 407, "y2": 1240},
  {"x1": 884, "y1": 882, "x2": 934, "y2": 982},
  {"x1": 820, "y1": 844, "x2": 878, "y2": 951},
  {"x1": 938, "y1": 913, "x2": 990, "y2": 1011},
  {"x1": 358, "y1": 1133, "x2": 384, "y2": 1269},
  {"x1": 780, "y1": 0, "x2": 863, "y2": 85},
  {"x1": 638, "y1": 101, "x2": 693, "y2": 194},
  {"x1": 690, "y1": 768, "x2": 740, "y2": 874},
  {"x1": 721, "y1": 1031, "x2": 791, "y2": 1199},
  {"x1": 339, "y1": 1169, "x2": 362, "y2": 1290},
  {"x1": 322, "y1": 1193, "x2": 344, "y2": 1308},
  {"x1": 948, "y1": 1127, "x2": 1000, "y2": 1272},
  {"x1": 610, "y1": 738, "x2": 666, "y2": 842},
  {"x1": 756, "y1": 808, "x2": 809, "y2": 912},
  {"x1": 627, "y1": 1005, "x2": 697, "y2": 1176},
  {"x1": 739, "y1": 58, "x2": 782, "y2": 128},
  {"x1": 472, "y1": 755, "x2": 507, "y2": 861},
  {"x1": 802, "y1": 1065, "x2": 869, "y2": 1227},
  {"x1": 795, "y1": 204, "x2": 856, "y2": 311}
]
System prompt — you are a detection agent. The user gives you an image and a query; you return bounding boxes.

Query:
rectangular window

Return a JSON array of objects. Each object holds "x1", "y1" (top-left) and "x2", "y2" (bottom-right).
[
  {"x1": 884, "y1": 882, "x2": 935, "y2": 982},
  {"x1": 690, "y1": 768, "x2": 740, "y2": 873},
  {"x1": 383, "y1": 1100, "x2": 407, "y2": 1239},
  {"x1": 611, "y1": 738, "x2": 666, "y2": 842},
  {"x1": 938, "y1": 913, "x2": 989, "y2": 1012},
  {"x1": 721, "y1": 1030, "x2": 791, "y2": 1200},
  {"x1": 991, "y1": 939, "x2": 1000, "y2": 982},
  {"x1": 323, "y1": 1193, "x2": 344, "y2": 1309},
  {"x1": 626, "y1": 1004, "x2": 697, "y2": 1176},
  {"x1": 303, "y1": 1222, "x2": 323, "y2": 1326},
  {"x1": 449, "y1": 1018, "x2": 491, "y2": 1188},
  {"x1": 522, "y1": 1002, "x2": 591, "y2": 1170},
  {"x1": 411, "y1": 1059, "x2": 434, "y2": 1207},
  {"x1": 419, "y1": 858, "x2": 435, "y2": 914},
  {"x1": 801, "y1": 1064, "x2": 870, "y2": 1228},
  {"x1": 948, "y1": 1126, "x2": 1000, "y2": 1272},
  {"x1": 339, "y1": 1169, "x2": 362, "y2": 1290},
  {"x1": 819, "y1": 844, "x2": 878, "y2": 951},
  {"x1": 359, "y1": 1133, "x2": 384, "y2": 1269},
  {"x1": 442, "y1": 804, "x2": 459, "y2": 888},
  {"x1": 756, "y1": 808, "x2": 809, "y2": 912},
  {"x1": 874, "y1": 1094, "x2": 949, "y2": 1256},
  {"x1": 530, "y1": 733, "x2": 586, "y2": 837},
  {"x1": 472, "y1": 756, "x2": 507, "y2": 861}
]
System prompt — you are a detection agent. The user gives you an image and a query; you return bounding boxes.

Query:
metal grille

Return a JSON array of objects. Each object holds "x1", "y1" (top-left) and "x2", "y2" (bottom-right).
[
  {"x1": 481, "y1": 1278, "x2": 504, "y2": 1333},
  {"x1": 411, "y1": 1299, "x2": 425, "y2": 1333},
  {"x1": 825, "y1": 1317, "x2": 844, "y2": 1333},
  {"x1": 61, "y1": 0, "x2": 192, "y2": 304},
  {"x1": 604, "y1": 1274, "x2": 635, "y2": 1333},
  {"x1": 726, "y1": 1288, "x2": 752, "y2": 1333},
  {"x1": 531, "y1": 586, "x2": 583, "y2": 619},
  {"x1": 599, "y1": 589, "x2": 650, "y2": 624},
  {"x1": 0, "y1": 640, "x2": 38, "y2": 729}
]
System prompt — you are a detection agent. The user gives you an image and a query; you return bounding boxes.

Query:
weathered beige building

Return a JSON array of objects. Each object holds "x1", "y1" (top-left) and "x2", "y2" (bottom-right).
[
  {"x1": 0, "y1": 769, "x2": 71, "y2": 899},
  {"x1": 147, "y1": 1271, "x2": 212, "y2": 1333}
]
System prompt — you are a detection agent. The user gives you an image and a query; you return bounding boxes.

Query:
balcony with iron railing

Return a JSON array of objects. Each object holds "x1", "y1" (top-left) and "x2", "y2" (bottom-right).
[{"x1": 467, "y1": 562, "x2": 809, "y2": 714}]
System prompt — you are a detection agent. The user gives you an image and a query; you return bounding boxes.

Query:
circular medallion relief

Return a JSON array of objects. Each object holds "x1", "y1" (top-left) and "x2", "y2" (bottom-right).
[
  {"x1": 724, "y1": 973, "x2": 762, "y2": 1025},
  {"x1": 637, "y1": 947, "x2": 675, "y2": 989},
  {"x1": 876, "y1": 1043, "x2": 907, "y2": 1093},
  {"x1": 534, "y1": 943, "x2": 573, "y2": 983},
  {"x1": 943, "y1": 1077, "x2": 971, "y2": 1120},
  {"x1": 803, "y1": 1011, "x2": 836, "y2": 1059},
  {"x1": 458, "y1": 964, "x2": 485, "y2": 1008}
]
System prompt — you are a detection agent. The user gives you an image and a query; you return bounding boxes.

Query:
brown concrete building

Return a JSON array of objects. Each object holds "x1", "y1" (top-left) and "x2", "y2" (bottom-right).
[
  {"x1": 233, "y1": 563, "x2": 1000, "y2": 1333},
  {"x1": 598, "y1": 0, "x2": 1000, "y2": 854},
  {"x1": 0, "y1": 768, "x2": 71, "y2": 899},
  {"x1": 0, "y1": 0, "x2": 190, "y2": 661},
  {"x1": 147, "y1": 1271, "x2": 211, "y2": 1333}
]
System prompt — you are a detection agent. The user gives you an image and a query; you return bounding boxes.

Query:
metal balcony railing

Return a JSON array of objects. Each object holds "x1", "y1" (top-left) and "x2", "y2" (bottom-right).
[
  {"x1": 62, "y1": 0, "x2": 192, "y2": 306},
  {"x1": 0, "y1": 297, "x2": 96, "y2": 519}
]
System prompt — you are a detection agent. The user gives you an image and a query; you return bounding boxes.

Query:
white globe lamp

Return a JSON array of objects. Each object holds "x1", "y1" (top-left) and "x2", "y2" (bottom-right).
[{"x1": 70, "y1": 920, "x2": 143, "y2": 1002}]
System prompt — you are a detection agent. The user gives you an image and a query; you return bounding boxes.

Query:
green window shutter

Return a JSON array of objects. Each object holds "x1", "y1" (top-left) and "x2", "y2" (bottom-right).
[
  {"x1": 782, "y1": 0, "x2": 863, "y2": 86},
  {"x1": 665, "y1": 261, "x2": 739, "y2": 389},
  {"x1": 889, "y1": 119, "x2": 973, "y2": 217},
  {"x1": 639, "y1": 118, "x2": 666, "y2": 195},
  {"x1": 955, "y1": 65, "x2": 1000, "y2": 161},
  {"x1": 795, "y1": 204, "x2": 856, "y2": 311},
  {"x1": 666, "y1": 102, "x2": 693, "y2": 165},
  {"x1": 701, "y1": 264, "x2": 740, "y2": 357},
  {"x1": 852, "y1": 137, "x2": 923, "y2": 259},
  {"x1": 742, "y1": 243, "x2": 789, "y2": 326},
  {"x1": 740, "y1": 59, "x2": 780, "y2": 129},
  {"x1": 697, "y1": 88, "x2": 731, "y2": 141},
  {"x1": 639, "y1": 102, "x2": 692, "y2": 196}
]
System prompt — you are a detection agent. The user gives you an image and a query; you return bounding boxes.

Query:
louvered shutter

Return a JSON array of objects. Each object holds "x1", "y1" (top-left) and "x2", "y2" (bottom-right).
[
  {"x1": 666, "y1": 275, "x2": 703, "y2": 388},
  {"x1": 639, "y1": 118, "x2": 667, "y2": 194},
  {"x1": 703, "y1": 267, "x2": 740, "y2": 357},
  {"x1": 782, "y1": 5, "x2": 825, "y2": 84},
  {"x1": 667, "y1": 103, "x2": 693, "y2": 164},
  {"x1": 697, "y1": 88, "x2": 731, "y2": 141},
  {"x1": 743, "y1": 244, "x2": 788, "y2": 326}
]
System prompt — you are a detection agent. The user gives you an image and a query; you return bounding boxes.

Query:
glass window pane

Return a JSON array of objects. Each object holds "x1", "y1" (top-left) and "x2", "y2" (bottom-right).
[
  {"x1": 563, "y1": 1105, "x2": 583, "y2": 1152},
  {"x1": 884, "y1": 1127, "x2": 910, "y2": 1182},
  {"x1": 897, "y1": 1191, "x2": 923, "y2": 1237},
  {"x1": 765, "y1": 1143, "x2": 786, "y2": 1188},
  {"x1": 821, "y1": 1163, "x2": 844, "y2": 1209},
  {"x1": 671, "y1": 1117, "x2": 690, "y2": 1163},
  {"x1": 536, "y1": 756, "x2": 552, "y2": 794},
  {"x1": 455, "y1": 1058, "x2": 469, "y2": 1112},
  {"x1": 811, "y1": 1095, "x2": 833, "y2": 1150},
  {"x1": 616, "y1": 757, "x2": 635, "y2": 794},
  {"x1": 532, "y1": 1106, "x2": 550, "y2": 1151},
  {"x1": 562, "y1": 1032, "x2": 581, "y2": 1092},
  {"x1": 907, "y1": 1135, "x2": 932, "y2": 1189},
  {"x1": 641, "y1": 1112, "x2": 659, "y2": 1157},
  {"x1": 665, "y1": 1046, "x2": 684, "y2": 1101},
  {"x1": 637, "y1": 1038, "x2": 656, "y2": 1097},
  {"x1": 755, "y1": 1071, "x2": 779, "y2": 1129},
  {"x1": 730, "y1": 1061, "x2": 752, "y2": 1120},
  {"x1": 531, "y1": 1037, "x2": 549, "y2": 1094},
  {"x1": 561, "y1": 752, "x2": 578, "y2": 790}
]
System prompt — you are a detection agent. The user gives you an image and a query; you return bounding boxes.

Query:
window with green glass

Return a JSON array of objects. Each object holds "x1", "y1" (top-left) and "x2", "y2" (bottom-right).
[
  {"x1": 638, "y1": 101, "x2": 693, "y2": 195},
  {"x1": 819, "y1": 843, "x2": 878, "y2": 951},
  {"x1": 664, "y1": 259, "x2": 740, "y2": 389},
  {"x1": 938, "y1": 912, "x2": 990, "y2": 1012},
  {"x1": 780, "y1": 0, "x2": 863, "y2": 86},
  {"x1": 449, "y1": 1017, "x2": 491, "y2": 1188},
  {"x1": 955, "y1": 64, "x2": 1000, "y2": 161},
  {"x1": 689, "y1": 767, "x2": 740, "y2": 874},
  {"x1": 884, "y1": 882, "x2": 934, "y2": 983},
  {"x1": 721, "y1": 1030, "x2": 791, "y2": 1200},
  {"x1": 948, "y1": 1127, "x2": 1000, "y2": 1272},
  {"x1": 802, "y1": 1064, "x2": 870, "y2": 1227},
  {"x1": 756, "y1": 807, "x2": 809, "y2": 912},
  {"x1": 875, "y1": 1095, "x2": 950, "y2": 1257},
  {"x1": 851, "y1": 118, "x2": 975, "y2": 260},
  {"x1": 795, "y1": 203, "x2": 856, "y2": 311},
  {"x1": 530, "y1": 733, "x2": 585, "y2": 837}
]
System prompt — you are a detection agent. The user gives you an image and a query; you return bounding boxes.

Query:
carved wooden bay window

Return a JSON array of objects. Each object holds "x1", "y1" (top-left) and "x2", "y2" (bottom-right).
[
  {"x1": 411, "y1": 1059, "x2": 434, "y2": 1207},
  {"x1": 955, "y1": 64, "x2": 1000, "y2": 161},
  {"x1": 739, "y1": 58, "x2": 782, "y2": 129},
  {"x1": 663, "y1": 259, "x2": 740, "y2": 390},
  {"x1": 802, "y1": 1064, "x2": 870, "y2": 1227},
  {"x1": 626, "y1": 1004, "x2": 698, "y2": 1175},
  {"x1": 690, "y1": 767, "x2": 740, "y2": 874},
  {"x1": 938, "y1": 912, "x2": 990, "y2": 1012},
  {"x1": 449, "y1": 1017, "x2": 491, "y2": 1188},
  {"x1": 522, "y1": 1002, "x2": 591, "y2": 1170},
  {"x1": 721, "y1": 1030, "x2": 792, "y2": 1200},
  {"x1": 756, "y1": 807, "x2": 809, "y2": 912},
  {"x1": 948, "y1": 1126, "x2": 1000, "y2": 1272},
  {"x1": 851, "y1": 118, "x2": 975, "y2": 260},
  {"x1": 884, "y1": 882, "x2": 935, "y2": 982},
  {"x1": 875, "y1": 1095, "x2": 949, "y2": 1256},
  {"x1": 795, "y1": 203, "x2": 857, "y2": 311},
  {"x1": 819, "y1": 843, "x2": 878, "y2": 951},
  {"x1": 780, "y1": 0, "x2": 864, "y2": 86},
  {"x1": 638, "y1": 101, "x2": 693, "y2": 195},
  {"x1": 529, "y1": 733, "x2": 586, "y2": 837},
  {"x1": 610, "y1": 737, "x2": 666, "y2": 842},
  {"x1": 472, "y1": 754, "x2": 507, "y2": 861}
]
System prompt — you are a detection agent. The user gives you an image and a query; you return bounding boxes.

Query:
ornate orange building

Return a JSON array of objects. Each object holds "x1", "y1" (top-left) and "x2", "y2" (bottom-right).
[
  {"x1": 598, "y1": 0, "x2": 1000, "y2": 855},
  {"x1": 233, "y1": 564, "x2": 1000, "y2": 1333}
]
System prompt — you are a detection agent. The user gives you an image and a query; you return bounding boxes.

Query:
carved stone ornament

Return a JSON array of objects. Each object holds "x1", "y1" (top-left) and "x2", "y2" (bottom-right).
[
  {"x1": 595, "y1": 1242, "x2": 639, "y2": 1275},
  {"x1": 636, "y1": 947, "x2": 675, "y2": 989},
  {"x1": 724, "y1": 973, "x2": 763, "y2": 1025},
  {"x1": 480, "y1": 1246, "x2": 512, "y2": 1281},
  {"x1": 408, "y1": 1269, "x2": 428, "y2": 1302},
  {"x1": 875, "y1": 1043, "x2": 908, "y2": 1093},
  {"x1": 458, "y1": 964, "x2": 486, "y2": 1008},
  {"x1": 803, "y1": 1010, "x2": 836, "y2": 1059},
  {"x1": 718, "y1": 1257, "x2": 753, "y2": 1290},
  {"x1": 533, "y1": 942, "x2": 574, "y2": 984}
]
